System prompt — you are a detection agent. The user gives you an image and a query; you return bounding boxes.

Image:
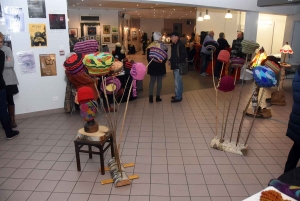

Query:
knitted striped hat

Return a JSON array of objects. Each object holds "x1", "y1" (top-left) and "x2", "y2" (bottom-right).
[
  {"x1": 204, "y1": 40, "x2": 219, "y2": 52},
  {"x1": 80, "y1": 101, "x2": 97, "y2": 121},
  {"x1": 217, "y1": 50, "x2": 230, "y2": 63},
  {"x1": 253, "y1": 66, "x2": 277, "y2": 88},
  {"x1": 77, "y1": 86, "x2": 95, "y2": 103},
  {"x1": 109, "y1": 61, "x2": 124, "y2": 76},
  {"x1": 130, "y1": 62, "x2": 147, "y2": 80},
  {"x1": 149, "y1": 47, "x2": 168, "y2": 63},
  {"x1": 74, "y1": 40, "x2": 99, "y2": 54},
  {"x1": 63, "y1": 53, "x2": 84, "y2": 75},
  {"x1": 83, "y1": 52, "x2": 114, "y2": 76},
  {"x1": 241, "y1": 40, "x2": 260, "y2": 54},
  {"x1": 218, "y1": 76, "x2": 235, "y2": 92},
  {"x1": 230, "y1": 57, "x2": 245, "y2": 68},
  {"x1": 100, "y1": 77, "x2": 121, "y2": 95},
  {"x1": 264, "y1": 60, "x2": 280, "y2": 75},
  {"x1": 125, "y1": 61, "x2": 134, "y2": 69}
]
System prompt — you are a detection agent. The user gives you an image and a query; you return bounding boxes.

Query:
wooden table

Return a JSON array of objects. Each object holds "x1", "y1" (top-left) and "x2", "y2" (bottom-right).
[{"x1": 279, "y1": 63, "x2": 291, "y2": 90}]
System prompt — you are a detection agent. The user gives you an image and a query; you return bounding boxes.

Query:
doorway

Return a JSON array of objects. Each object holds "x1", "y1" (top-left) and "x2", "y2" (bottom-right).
[
  {"x1": 173, "y1": 23, "x2": 182, "y2": 36},
  {"x1": 290, "y1": 21, "x2": 300, "y2": 64}
]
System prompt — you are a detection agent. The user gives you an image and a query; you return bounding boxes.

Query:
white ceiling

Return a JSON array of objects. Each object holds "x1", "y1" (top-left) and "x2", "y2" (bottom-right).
[{"x1": 67, "y1": 0, "x2": 198, "y2": 19}]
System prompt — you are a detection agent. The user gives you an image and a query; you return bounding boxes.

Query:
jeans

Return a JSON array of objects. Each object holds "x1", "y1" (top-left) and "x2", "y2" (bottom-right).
[
  {"x1": 284, "y1": 141, "x2": 300, "y2": 173},
  {"x1": 0, "y1": 88, "x2": 13, "y2": 137},
  {"x1": 149, "y1": 75, "x2": 163, "y2": 96},
  {"x1": 200, "y1": 52, "x2": 210, "y2": 74},
  {"x1": 173, "y1": 69, "x2": 183, "y2": 100},
  {"x1": 214, "y1": 60, "x2": 223, "y2": 77}
]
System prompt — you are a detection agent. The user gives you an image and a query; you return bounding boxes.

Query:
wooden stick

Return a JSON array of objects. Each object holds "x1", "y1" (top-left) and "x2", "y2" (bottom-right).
[
  {"x1": 220, "y1": 93, "x2": 226, "y2": 141},
  {"x1": 244, "y1": 88, "x2": 266, "y2": 146},
  {"x1": 229, "y1": 55, "x2": 249, "y2": 141}
]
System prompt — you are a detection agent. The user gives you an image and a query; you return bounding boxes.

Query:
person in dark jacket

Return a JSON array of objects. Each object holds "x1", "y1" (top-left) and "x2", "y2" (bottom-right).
[
  {"x1": 141, "y1": 33, "x2": 148, "y2": 55},
  {"x1": 168, "y1": 32, "x2": 187, "y2": 103},
  {"x1": 147, "y1": 32, "x2": 168, "y2": 103},
  {"x1": 200, "y1": 30, "x2": 215, "y2": 76},
  {"x1": 230, "y1": 31, "x2": 246, "y2": 59},
  {"x1": 214, "y1": 32, "x2": 230, "y2": 78},
  {"x1": 0, "y1": 49, "x2": 19, "y2": 140},
  {"x1": 284, "y1": 69, "x2": 300, "y2": 173}
]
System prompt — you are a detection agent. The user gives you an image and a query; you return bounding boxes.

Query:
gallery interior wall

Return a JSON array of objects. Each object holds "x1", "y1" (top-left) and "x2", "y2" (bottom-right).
[
  {"x1": 68, "y1": 8, "x2": 120, "y2": 53},
  {"x1": 163, "y1": 19, "x2": 196, "y2": 37},
  {"x1": 140, "y1": 19, "x2": 164, "y2": 41},
  {"x1": 1, "y1": 0, "x2": 70, "y2": 115}
]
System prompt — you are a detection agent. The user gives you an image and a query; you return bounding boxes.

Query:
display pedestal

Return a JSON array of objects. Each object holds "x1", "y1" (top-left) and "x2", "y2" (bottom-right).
[{"x1": 245, "y1": 108, "x2": 272, "y2": 118}]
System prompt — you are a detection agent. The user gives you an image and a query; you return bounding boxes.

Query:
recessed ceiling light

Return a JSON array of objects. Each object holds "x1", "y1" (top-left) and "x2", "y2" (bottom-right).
[
  {"x1": 154, "y1": 9, "x2": 155, "y2": 10},
  {"x1": 76, "y1": 3, "x2": 79, "y2": 5},
  {"x1": 163, "y1": 11, "x2": 164, "y2": 12},
  {"x1": 90, "y1": 8, "x2": 91, "y2": 9},
  {"x1": 190, "y1": 11, "x2": 192, "y2": 12},
  {"x1": 137, "y1": 4, "x2": 139, "y2": 6},
  {"x1": 186, "y1": 14, "x2": 187, "y2": 15},
  {"x1": 99, "y1": 4, "x2": 101, "y2": 6},
  {"x1": 73, "y1": 4, "x2": 75, "y2": 6},
  {"x1": 173, "y1": 9, "x2": 175, "y2": 10},
  {"x1": 155, "y1": 4, "x2": 159, "y2": 5},
  {"x1": 179, "y1": 18, "x2": 181, "y2": 19},
  {"x1": 123, "y1": 8, "x2": 125, "y2": 9},
  {"x1": 135, "y1": 11, "x2": 137, "y2": 12},
  {"x1": 151, "y1": 7, "x2": 153, "y2": 8}
]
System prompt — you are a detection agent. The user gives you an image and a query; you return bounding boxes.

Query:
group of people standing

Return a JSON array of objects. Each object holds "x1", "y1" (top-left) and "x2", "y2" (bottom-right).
[{"x1": 0, "y1": 32, "x2": 20, "y2": 140}]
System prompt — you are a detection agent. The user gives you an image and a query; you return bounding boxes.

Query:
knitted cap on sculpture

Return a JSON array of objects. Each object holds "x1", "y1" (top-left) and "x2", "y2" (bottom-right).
[
  {"x1": 80, "y1": 101, "x2": 97, "y2": 121},
  {"x1": 230, "y1": 58, "x2": 245, "y2": 68},
  {"x1": 149, "y1": 47, "x2": 168, "y2": 63},
  {"x1": 241, "y1": 40, "x2": 260, "y2": 54},
  {"x1": 77, "y1": 86, "x2": 95, "y2": 103},
  {"x1": 130, "y1": 62, "x2": 147, "y2": 80},
  {"x1": 218, "y1": 76, "x2": 235, "y2": 92},
  {"x1": 100, "y1": 77, "x2": 122, "y2": 95},
  {"x1": 253, "y1": 66, "x2": 277, "y2": 88},
  {"x1": 204, "y1": 40, "x2": 219, "y2": 52},
  {"x1": 63, "y1": 53, "x2": 84, "y2": 75},
  {"x1": 109, "y1": 61, "x2": 124, "y2": 76},
  {"x1": 83, "y1": 52, "x2": 114, "y2": 76},
  {"x1": 264, "y1": 60, "x2": 280, "y2": 75},
  {"x1": 74, "y1": 40, "x2": 99, "y2": 54},
  {"x1": 217, "y1": 50, "x2": 230, "y2": 63}
]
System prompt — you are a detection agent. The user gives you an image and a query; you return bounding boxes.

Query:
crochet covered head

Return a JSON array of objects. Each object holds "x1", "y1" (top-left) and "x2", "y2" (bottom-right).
[
  {"x1": 74, "y1": 40, "x2": 99, "y2": 54},
  {"x1": 63, "y1": 53, "x2": 84, "y2": 75},
  {"x1": 253, "y1": 66, "x2": 277, "y2": 88},
  {"x1": 100, "y1": 77, "x2": 122, "y2": 95},
  {"x1": 218, "y1": 76, "x2": 235, "y2": 92},
  {"x1": 230, "y1": 58, "x2": 245, "y2": 68},
  {"x1": 130, "y1": 62, "x2": 147, "y2": 80},
  {"x1": 217, "y1": 50, "x2": 230, "y2": 63},
  {"x1": 149, "y1": 47, "x2": 168, "y2": 63},
  {"x1": 241, "y1": 40, "x2": 260, "y2": 54},
  {"x1": 83, "y1": 52, "x2": 114, "y2": 76},
  {"x1": 77, "y1": 86, "x2": 95, "y2": 103},
  {"x1": 204, "y1": 40, "x2": 219, "y2": 52}
]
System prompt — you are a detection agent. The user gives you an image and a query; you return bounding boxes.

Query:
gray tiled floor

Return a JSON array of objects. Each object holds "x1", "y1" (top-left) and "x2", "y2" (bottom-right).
[{"x1": 0, "y1": 53, "x2": 297, "y2": 200}]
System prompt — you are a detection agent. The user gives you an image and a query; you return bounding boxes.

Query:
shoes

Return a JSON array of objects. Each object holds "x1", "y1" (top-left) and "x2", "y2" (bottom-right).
[
  {"x1": 104, "y1": 107, "x2": 117, "y2": 113},
  {"x1": 171, "y1": 96, "x2": 175, "y2": 100},
  {"x1": 171, "y1": 98, "x2": 182, "y2": 103},
  {"x1": 200, "y1": 72, "x2": 207, "y2": 76},
  {"x1": 7, "y1": 130, "x2": 19, "y2": 140},
  {"x1": 149, "y1": 95, "x2": 153, "y2": 103},
  {"x1": 156, "y1": 96, "x2": 162, "y2": 102}
]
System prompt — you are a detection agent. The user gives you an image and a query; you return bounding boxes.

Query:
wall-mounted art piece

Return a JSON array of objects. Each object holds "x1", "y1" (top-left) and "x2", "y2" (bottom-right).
[
  {"x1": 96, "y1": 35, "x2": 101, "y2": 41},
  {"x1": 69, "y1": 28, "x2": 78, "y2": 38},
  {"x1": 112, "y1": 34, "x2": 118, "y2": 43},
  {"x1": 132, "y1": 30, "x2": 137, "y2": 41},
  {"x1": 49, "y1": 14, "x2": 66, "y2": 29},
  {"x1": 103, "y1": 36, "x2": 111, "y2": 43},
  {"x1": 29, "y1": 23, "x2": 47, "y2": 47},
  {"x1": 111, "y1": 27, "x2": 118, "y2": 33},
  {"x1": 27, "y1": 0, "x2": 46, "y2": 18},
  {"x1": 39, "y1": 54, "x2": 57, "y2": 76},
  {"x1": 4, "y1": 7, "x2": 25, "y2": 33},
  {"x1": 103, "y1": 25, "x2": 110, "y2": 34},
  {"x1": 88, "y1": 26, "x2": 96, "y2": 35}
]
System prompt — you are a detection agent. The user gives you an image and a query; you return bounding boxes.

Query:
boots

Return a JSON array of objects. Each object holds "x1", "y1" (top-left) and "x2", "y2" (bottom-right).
[
  {"x1": 149, "y1": 95, "x2": 153, "y2": 103},
  {"x1": 8, "y1": 105, "x2": 17, "y2": 128},
  {"x1": 156, "y1": 96, "x2": 162, "y2": 102}
]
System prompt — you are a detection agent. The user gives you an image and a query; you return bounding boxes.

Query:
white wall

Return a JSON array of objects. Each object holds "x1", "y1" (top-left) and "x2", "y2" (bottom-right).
[
  {"x1": 244, "y1": 12, "x2": 259, "y2": 42},
  {"x1": 256, "y1": 14, "x2": 286, "y2": 55},
  {"x1": 1, "y1": 0, "x2": 69, "y2": 115},
  {"x1": 140, "y1": 19, "x2": 164, "y2": 41},
  {"x1": 68, "y1": 8, "x2": 120, "y2": 52},
  {"x1": 195, "y1": 9, "x2": 239, "y2": 46}
]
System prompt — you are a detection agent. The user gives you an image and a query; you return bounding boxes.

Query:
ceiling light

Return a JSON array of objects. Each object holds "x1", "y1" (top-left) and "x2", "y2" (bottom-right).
[
  {"x1": 151, "y1": 7, "x2": 153, "y2": 8},
  {"x1": 90, "y1": 7, "x2": 91, "y2": 9},
  {"x1": 99, "y1": 4, "x2": 101, "y2": 6},
  {"x1": 190, "y1": 11, "x2": 192, "y2": 12},
  {"x1": 154, "y1": 9, "x2": 155, "y2": 10},
  {"x1": 163, "y1": 11, "x2": 164, "y2": 12},
  {"x1": 173, "y1": 9, "x2": 175, "y2": 11},
  {"x1": 155, "y1": 4, "x2": 159, "y2": 5},
  {"x1": 186, "y1": 14, "x2": 187, "y2": 15},
  {"x1": 225, "y1": 10, "x2": 232, "y2": 19},
  {"x1": 123, "y1": 8, "x2": 125, "y2": 9},
  {"x1": 204, "y1": 9, "x2": 210, "y2": 20},
  {"x1": 197, "y1": 12, "x2": 203, "y2": 21},
  {"x1": 137, "y1": 4, "x2": 139, "y2": 6},
  {"x1": 73, "y1": 4, "x2": 75, "y2": 6}
]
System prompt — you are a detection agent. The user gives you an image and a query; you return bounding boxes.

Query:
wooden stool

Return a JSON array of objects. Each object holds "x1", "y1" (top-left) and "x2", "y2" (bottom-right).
[{"x1": 74, "y1": 134, "x2": 114, "y2": 175}]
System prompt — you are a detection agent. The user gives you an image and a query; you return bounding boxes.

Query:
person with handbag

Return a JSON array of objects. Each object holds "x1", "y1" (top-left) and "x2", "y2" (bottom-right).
[
  {"x1": 168, "y1": 32, "x2": 188, "y2": 103},
  {"x1": 284, "y1": 67, "x2": 300, "y2": 173}
]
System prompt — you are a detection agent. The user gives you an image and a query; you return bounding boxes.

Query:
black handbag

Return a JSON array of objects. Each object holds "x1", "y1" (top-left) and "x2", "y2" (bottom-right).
[{"x1": 177, "y1": 44, "x2": 188, "y2": 75}]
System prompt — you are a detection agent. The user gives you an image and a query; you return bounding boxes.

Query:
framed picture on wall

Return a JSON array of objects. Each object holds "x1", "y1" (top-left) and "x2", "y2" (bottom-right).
[
  {"x1": 68, "y1": 28, "x2": 78, "y2": 38},
  {"x1": 49, "y1": 14, "x2": 66, "y2": 29},
  {"x1": 111, "y1": 27, "x2": 118, "y2": 33},
  {"x1": 103, "y1": 25, "x2": 110, "y2": 34},
  {"x1": 84, "y1": 36, "x2": 89, "y2": 41},
  {"x1": 95, "y1": 35, "x2": 101, "y2": 41},
  {"x1": 88, "y1": 27, "x2": 96, "y2": 35},
  {"x1": 89, "y1": 36, "x2": 95, "y2": 40},
  {"x1": 102, "y1": 36, "x2": 111, "y2": 43},
  {"x1": 112, "y1": 34, "x2": 118, "y2": 43},
  {"x1": 132, "y1": 30, "x2": 137, "y2": 41}
]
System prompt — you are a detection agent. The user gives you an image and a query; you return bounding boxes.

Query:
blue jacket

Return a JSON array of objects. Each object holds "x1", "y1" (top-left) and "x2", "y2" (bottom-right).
[
  {"x1": 286, "y1": 69, "x2": 300, "y2": 142},
  {"x1": 201, "y1": 35, "x2": 214, "y2": 55}
]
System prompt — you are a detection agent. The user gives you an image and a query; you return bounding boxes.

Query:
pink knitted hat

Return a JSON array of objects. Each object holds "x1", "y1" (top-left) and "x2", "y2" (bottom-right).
[
  {"x1": 217, "y1": 50, "x2": 230, "y2": 63},
  {"x1": 130, "y1": 62, "x2": 147, "y2": 80},
  {"x1": 74, "y1": 40, "x2": 99, "y2": 54},
  {"x1": 218, "y1": 76, "x2": 235, "y2": 92}
]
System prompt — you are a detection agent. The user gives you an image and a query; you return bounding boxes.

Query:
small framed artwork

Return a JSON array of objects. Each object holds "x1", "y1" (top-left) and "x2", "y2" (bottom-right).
[
  {"x1": 112, "y1": 34, "x2": 118, "y2": 43},
  {"x1": 132, "y1": 30, "x2": 137, "y2": 41},
  {"x1": 84, "y1": 36, "x2": 89, "y2": 41},
  {"x1": 88, "y1": 27, "x2": 96, "y2": 35},
  {"x1": 68, "y1": 28, "x2": 78, "y2": 38},
  {"x1": 103, "y1": 25, "x2": 110, "y2": 34},
  {"x1": 111, "y1": 27, "x2": 118, "y2": 33},
  {"x1": 89, "y1": 36, "x2": 95, "y2": 40},
  {"x1": 95, "y1": 35, "x2": 101, "y2": 41},
  {"x1": 102, "y1": 36, "x2": 111, "y2": 43}
]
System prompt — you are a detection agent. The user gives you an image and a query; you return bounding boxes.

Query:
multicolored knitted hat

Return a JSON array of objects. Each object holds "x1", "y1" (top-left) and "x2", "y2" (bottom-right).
[
  {"x1": 109, "y1": 61, "x2": 124, "y2": 76},
  {"x1": 63, "y1": 53, "x2": 84, "y2": 75},
  {"x1": 217, "y1": 50, "x2": 230, "y2": 63},
  {"x1": 100, "y1": 77, "x2": 121, "y2": 95},
  {"x1": 80, "y1": 101, "x2": 97, "y2": 121},
  {"x1": 264, "y1": 60, "x2": 280, "y2": 75},
  {"x1": 204, "y1": 40, "x2": 219, "y2": 52},
  {"x1": 83, "y1": 52, "x2": 114, "y2": 76},
  {"x1": 74, "y1": 40, "x2": 99, "y2": 54},
  {"x1": 77, "y1": 86, "x2": 95, "y2": 103},
  {"x1": 230, "y1": 57, "x2": 245, "y2": 68},
  {"x1": 253, "y1": 66, "x2": 277, "y2": 88},
  {"x1": 130, "y1": 62, "x2": 147, "y2": 80},
  {"x1": 149, "y1": 47, "x2": 168, "y2": 63},
  {"x1": 241, "y1": 40, "x2": 260, "y2": 54},
  {"x1": 218, "y1": 76, "x2": 235, "y2": 92}
]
